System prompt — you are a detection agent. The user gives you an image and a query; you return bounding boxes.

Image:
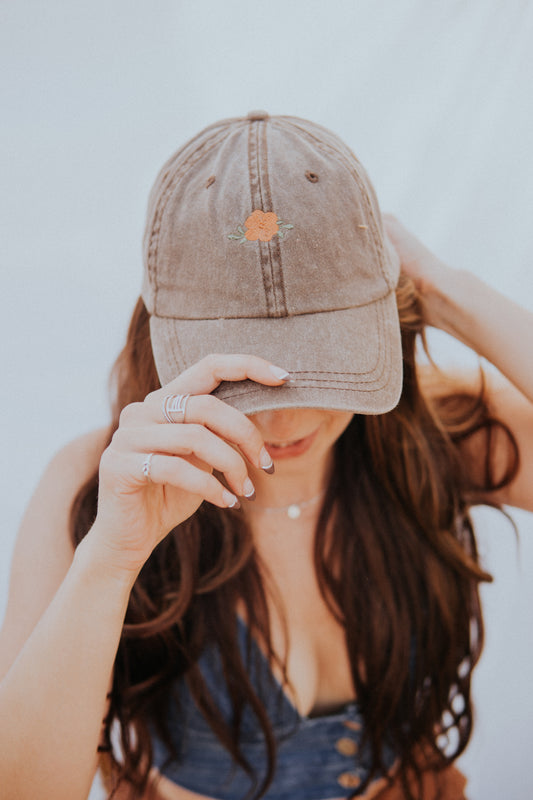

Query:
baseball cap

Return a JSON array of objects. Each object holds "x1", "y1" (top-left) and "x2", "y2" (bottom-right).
[{"x1": 141, "y1": 111, "x2": 402, "y2": 415}]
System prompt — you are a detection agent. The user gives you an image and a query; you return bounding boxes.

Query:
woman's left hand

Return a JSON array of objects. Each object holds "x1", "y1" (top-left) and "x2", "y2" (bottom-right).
[{"x1": 383, "y1": 212, "x2": 533, "y2": 516}]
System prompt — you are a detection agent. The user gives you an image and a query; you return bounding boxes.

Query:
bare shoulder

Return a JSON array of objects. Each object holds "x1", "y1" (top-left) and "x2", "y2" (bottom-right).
[
  {"x1": 43, "y1": 426, "x2": 111, "y2": 501},
  {"x1": 0, "y1": 427, "x2": 111, "y2": 678},
  {"x1": 15, "y1": 426, "x2": 111, "y2": 557}
]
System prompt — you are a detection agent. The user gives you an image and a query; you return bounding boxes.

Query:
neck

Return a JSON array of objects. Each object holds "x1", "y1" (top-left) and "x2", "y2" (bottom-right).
[
  {"x1": 251, "y1": 452, "x2": 331, "y2": 505},
  {"x1": 243, "y1": 450, "x2": 333, "y2": 528}
]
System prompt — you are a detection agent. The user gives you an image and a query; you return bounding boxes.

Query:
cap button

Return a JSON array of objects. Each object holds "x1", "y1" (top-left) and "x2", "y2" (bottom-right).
[{"x1": 247, "y1": 110, "x2": 269, "y2": 121}]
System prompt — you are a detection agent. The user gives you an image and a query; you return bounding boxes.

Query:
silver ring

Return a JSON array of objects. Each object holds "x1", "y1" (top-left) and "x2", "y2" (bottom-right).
[
  {"x1": 142, "y1": 453, "x2": 154, "y2": 482},
  {"x1": 162, "y1": 393, "x2": 191, "y2": 424}
]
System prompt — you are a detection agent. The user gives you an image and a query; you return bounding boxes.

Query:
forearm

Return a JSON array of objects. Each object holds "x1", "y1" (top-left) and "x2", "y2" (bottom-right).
[
  {"x1": 0, "y1": 528, "x2": 137, "y2": 800},
  {"x1": 427, "y1": 266, "x2": 533, "y2": 402}
]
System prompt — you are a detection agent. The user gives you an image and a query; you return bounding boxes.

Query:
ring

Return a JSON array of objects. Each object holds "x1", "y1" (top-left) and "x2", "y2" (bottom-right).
[
  {"x1": 162, "y1": 393, "x2": 191, "y2": 424},
  {"x1": 142, "y1": 453, "x2": 154, "y2": 482}
]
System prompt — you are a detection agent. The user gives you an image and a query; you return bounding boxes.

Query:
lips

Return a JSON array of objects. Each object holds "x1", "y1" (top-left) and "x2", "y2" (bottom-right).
[{"x1": 264, "y1": 429, "x2": 318, "y2": 460}]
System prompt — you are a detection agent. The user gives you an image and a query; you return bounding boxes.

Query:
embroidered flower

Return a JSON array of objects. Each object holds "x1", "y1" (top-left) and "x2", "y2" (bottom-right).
[{"x1": 228, "y1": 209, "x2": 293, "y2": 243}]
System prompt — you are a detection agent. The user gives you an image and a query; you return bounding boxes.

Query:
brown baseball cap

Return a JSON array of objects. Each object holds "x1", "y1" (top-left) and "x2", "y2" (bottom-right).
[{"x1": 141, "y1": 111, "x2": 402, "y2": 415}]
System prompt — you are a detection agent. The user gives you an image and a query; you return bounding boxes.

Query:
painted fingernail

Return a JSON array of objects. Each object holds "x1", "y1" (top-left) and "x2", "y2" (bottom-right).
[
  {"x1": 223, "y1": 490, "x2": 240, "y2": 509},
  {"x1": 259, "y1": 447, "x2": 275, "y2": 474},
  {"x1": 243, "y1": 478, "x2": 256, "y2": 500},
  {"x1": 269, "y1": 365, "x2": 290, "y2": 381}
]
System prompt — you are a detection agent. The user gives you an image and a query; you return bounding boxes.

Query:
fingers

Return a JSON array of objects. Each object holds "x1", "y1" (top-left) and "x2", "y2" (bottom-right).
[
  {"x1": 121, "y1": 354, "x2": 284, "y2": 471},
  {"x1": 111, "y1": 354, "x2": 283, "y2": 512},
  {"x1": 141, "y1": 452, "x2": 240, "y2": 509},
  {"x1": 171, "y1": 394, "x2": 269, "y2": 468},
  {"x1": 151, "y1": 354, "x2": 290, "y2": 398},
  {"x1": 120, "y1": 393, "x2": 270, "y2": 471},
  {"x1": 117, "y1": 423, "x2": 256, "y2": 499}
]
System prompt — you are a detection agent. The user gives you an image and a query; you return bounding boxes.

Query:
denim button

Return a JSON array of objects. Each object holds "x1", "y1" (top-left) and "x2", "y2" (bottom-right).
[
  {"x1": 336, "y1": 736, "x2": 358, "y2": 756},
  {"x1": 343, "y1": 718, "x2": 362, "y2": 731},
  {"x1": 337, "y1": 771, "x2": 362, "y2": 789}
]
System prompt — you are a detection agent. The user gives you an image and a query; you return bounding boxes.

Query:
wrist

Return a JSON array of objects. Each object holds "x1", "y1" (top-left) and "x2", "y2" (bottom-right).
[
  {"x1": 420, "y1": 264, "x2": 478, "y2": 339},
  {"x1": 74, "y1": 526, "x2": 142, "y2": 592}
]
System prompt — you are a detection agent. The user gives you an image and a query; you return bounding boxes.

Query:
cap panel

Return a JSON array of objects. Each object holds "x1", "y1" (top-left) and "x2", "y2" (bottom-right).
[
  {"x1": 267, "y1": 121, "x2": 392, "y2": 314},
  {"x1": 158, "y1": 124, "x2": 269, "y2": 320},
  {"x1": 275, "y1": 118, "x2": 400, "y2": 291},
  {"x1": 142, "y1": 123, "x2": 234, "y2": 313}
]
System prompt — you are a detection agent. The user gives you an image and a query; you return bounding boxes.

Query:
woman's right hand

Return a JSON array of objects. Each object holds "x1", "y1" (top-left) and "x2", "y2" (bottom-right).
[{"x1": 87, "y1": 354, "x2": 289, "y2": 576}]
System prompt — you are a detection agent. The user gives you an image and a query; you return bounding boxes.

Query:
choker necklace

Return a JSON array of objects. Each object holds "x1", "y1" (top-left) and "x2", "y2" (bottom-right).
[{"x1": 249, "y1": 489, "x2": 326, "y2": 519}]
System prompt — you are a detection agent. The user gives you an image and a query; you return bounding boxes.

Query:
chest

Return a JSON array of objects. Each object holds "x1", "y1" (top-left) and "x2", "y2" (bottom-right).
[
  {"x1": 237, "y1": 549, "x2": 356, "y2": 718},
  {"x1": 277, "y1": 605, "x2": 357, "y2": 718}
]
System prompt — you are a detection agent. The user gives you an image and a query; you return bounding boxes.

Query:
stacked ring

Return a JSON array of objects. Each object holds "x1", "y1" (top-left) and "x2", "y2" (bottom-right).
[
  {"x1": 142, "y1": 453, "x2": 154, "y2": 483},
  {"x1": 162, "y1": 393, "x2": 191, "y2": 424}
]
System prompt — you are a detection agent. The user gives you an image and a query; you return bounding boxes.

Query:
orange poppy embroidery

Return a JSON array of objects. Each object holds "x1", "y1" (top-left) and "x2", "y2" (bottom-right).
[{"x1": 228, "y1": 209, "x2": 293, "y2": 243}]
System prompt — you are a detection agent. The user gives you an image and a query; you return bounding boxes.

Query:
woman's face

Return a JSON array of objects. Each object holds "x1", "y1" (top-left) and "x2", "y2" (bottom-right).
[{"x1": 248, "y1": 407, "x2": 353, "y2": 473}]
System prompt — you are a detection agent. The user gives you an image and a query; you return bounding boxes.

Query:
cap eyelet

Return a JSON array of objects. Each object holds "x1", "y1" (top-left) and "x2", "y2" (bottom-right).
[{"x1": 305, "y1": 171, "x2": 319, "y2": 183}]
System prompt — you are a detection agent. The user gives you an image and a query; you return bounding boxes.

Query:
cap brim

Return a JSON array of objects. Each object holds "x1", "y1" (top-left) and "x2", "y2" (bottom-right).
[{"x1": 149, "y1": 291, "x2": 402, "y2": 416}]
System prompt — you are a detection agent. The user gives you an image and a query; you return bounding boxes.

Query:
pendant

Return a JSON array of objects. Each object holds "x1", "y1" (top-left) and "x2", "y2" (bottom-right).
[{"x1": 287, "y1": 504, "x2": 301, "y2": 519}]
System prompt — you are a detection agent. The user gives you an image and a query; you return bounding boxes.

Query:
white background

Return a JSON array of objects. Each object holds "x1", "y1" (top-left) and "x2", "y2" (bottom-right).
[{"x1": 1, "y1": 2, "x2": 532, "y2": 798}]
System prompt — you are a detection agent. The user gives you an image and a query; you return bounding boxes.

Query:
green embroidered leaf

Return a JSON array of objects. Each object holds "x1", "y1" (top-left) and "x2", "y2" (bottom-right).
[
  {"x1": 283, "y1": 223, "x2": 294, "y2": 229},
  {"x1": 238, "y1": 225, "x2": 246, "y2": 235},
  {"x1": 278, "y1": 231, "x2": 284, "y2": 239}
]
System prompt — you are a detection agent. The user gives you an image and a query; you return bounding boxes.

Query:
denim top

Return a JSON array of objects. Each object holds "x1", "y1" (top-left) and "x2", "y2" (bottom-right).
[{"x1": 151, "y1": 616, "x2": 397, "y2": 799}]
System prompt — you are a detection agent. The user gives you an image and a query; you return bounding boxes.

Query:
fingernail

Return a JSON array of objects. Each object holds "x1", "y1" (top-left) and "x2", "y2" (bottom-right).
[
  {"x1": 223, "y1": 490, "x2": 240, "y2": 509},
  {"x1": 259, "y1": 447, "x2": 275, "y2": 474},
  {"x1": 243, "y1": 478, "x2": 256, "y2": 500},
  {"x1": 269, "y1": 365, "x2": 290, "y2": 381}
]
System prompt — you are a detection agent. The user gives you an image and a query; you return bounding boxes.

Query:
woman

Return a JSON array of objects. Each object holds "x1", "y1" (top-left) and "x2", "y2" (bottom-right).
[{"x1": 0, "y1": 112, "x2": 531, "y2": 800}]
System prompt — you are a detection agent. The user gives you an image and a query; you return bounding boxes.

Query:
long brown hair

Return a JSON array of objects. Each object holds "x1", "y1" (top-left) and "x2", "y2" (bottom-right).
[{"x1": 71, "y1": 276, "x2": 519, "y2": 800}]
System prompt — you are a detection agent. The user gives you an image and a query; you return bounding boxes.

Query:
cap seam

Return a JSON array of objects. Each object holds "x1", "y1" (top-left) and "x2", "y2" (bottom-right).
[
  {"x1": 260, "y1": 119, "x2": 287, "y2": 316},
  {"x1": 248, "y1": 121, "x2": 275, "y2": 315},
  {"x1": 218, "y1": 381, "x2": 390, "y2": 397},
  {"x1": 144, "y1": 285, "x2": 395, "y2": 321}
]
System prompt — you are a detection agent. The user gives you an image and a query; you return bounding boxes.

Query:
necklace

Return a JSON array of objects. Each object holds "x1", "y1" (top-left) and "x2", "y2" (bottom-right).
[{"x1": 249, "y1": 489, "x2": 326, "y2": 519}]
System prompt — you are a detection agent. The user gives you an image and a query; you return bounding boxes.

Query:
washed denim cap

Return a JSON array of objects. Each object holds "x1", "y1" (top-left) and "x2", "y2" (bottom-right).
[{"x1": 141, "y1": 111, "x2": 402, "y2": 415}]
